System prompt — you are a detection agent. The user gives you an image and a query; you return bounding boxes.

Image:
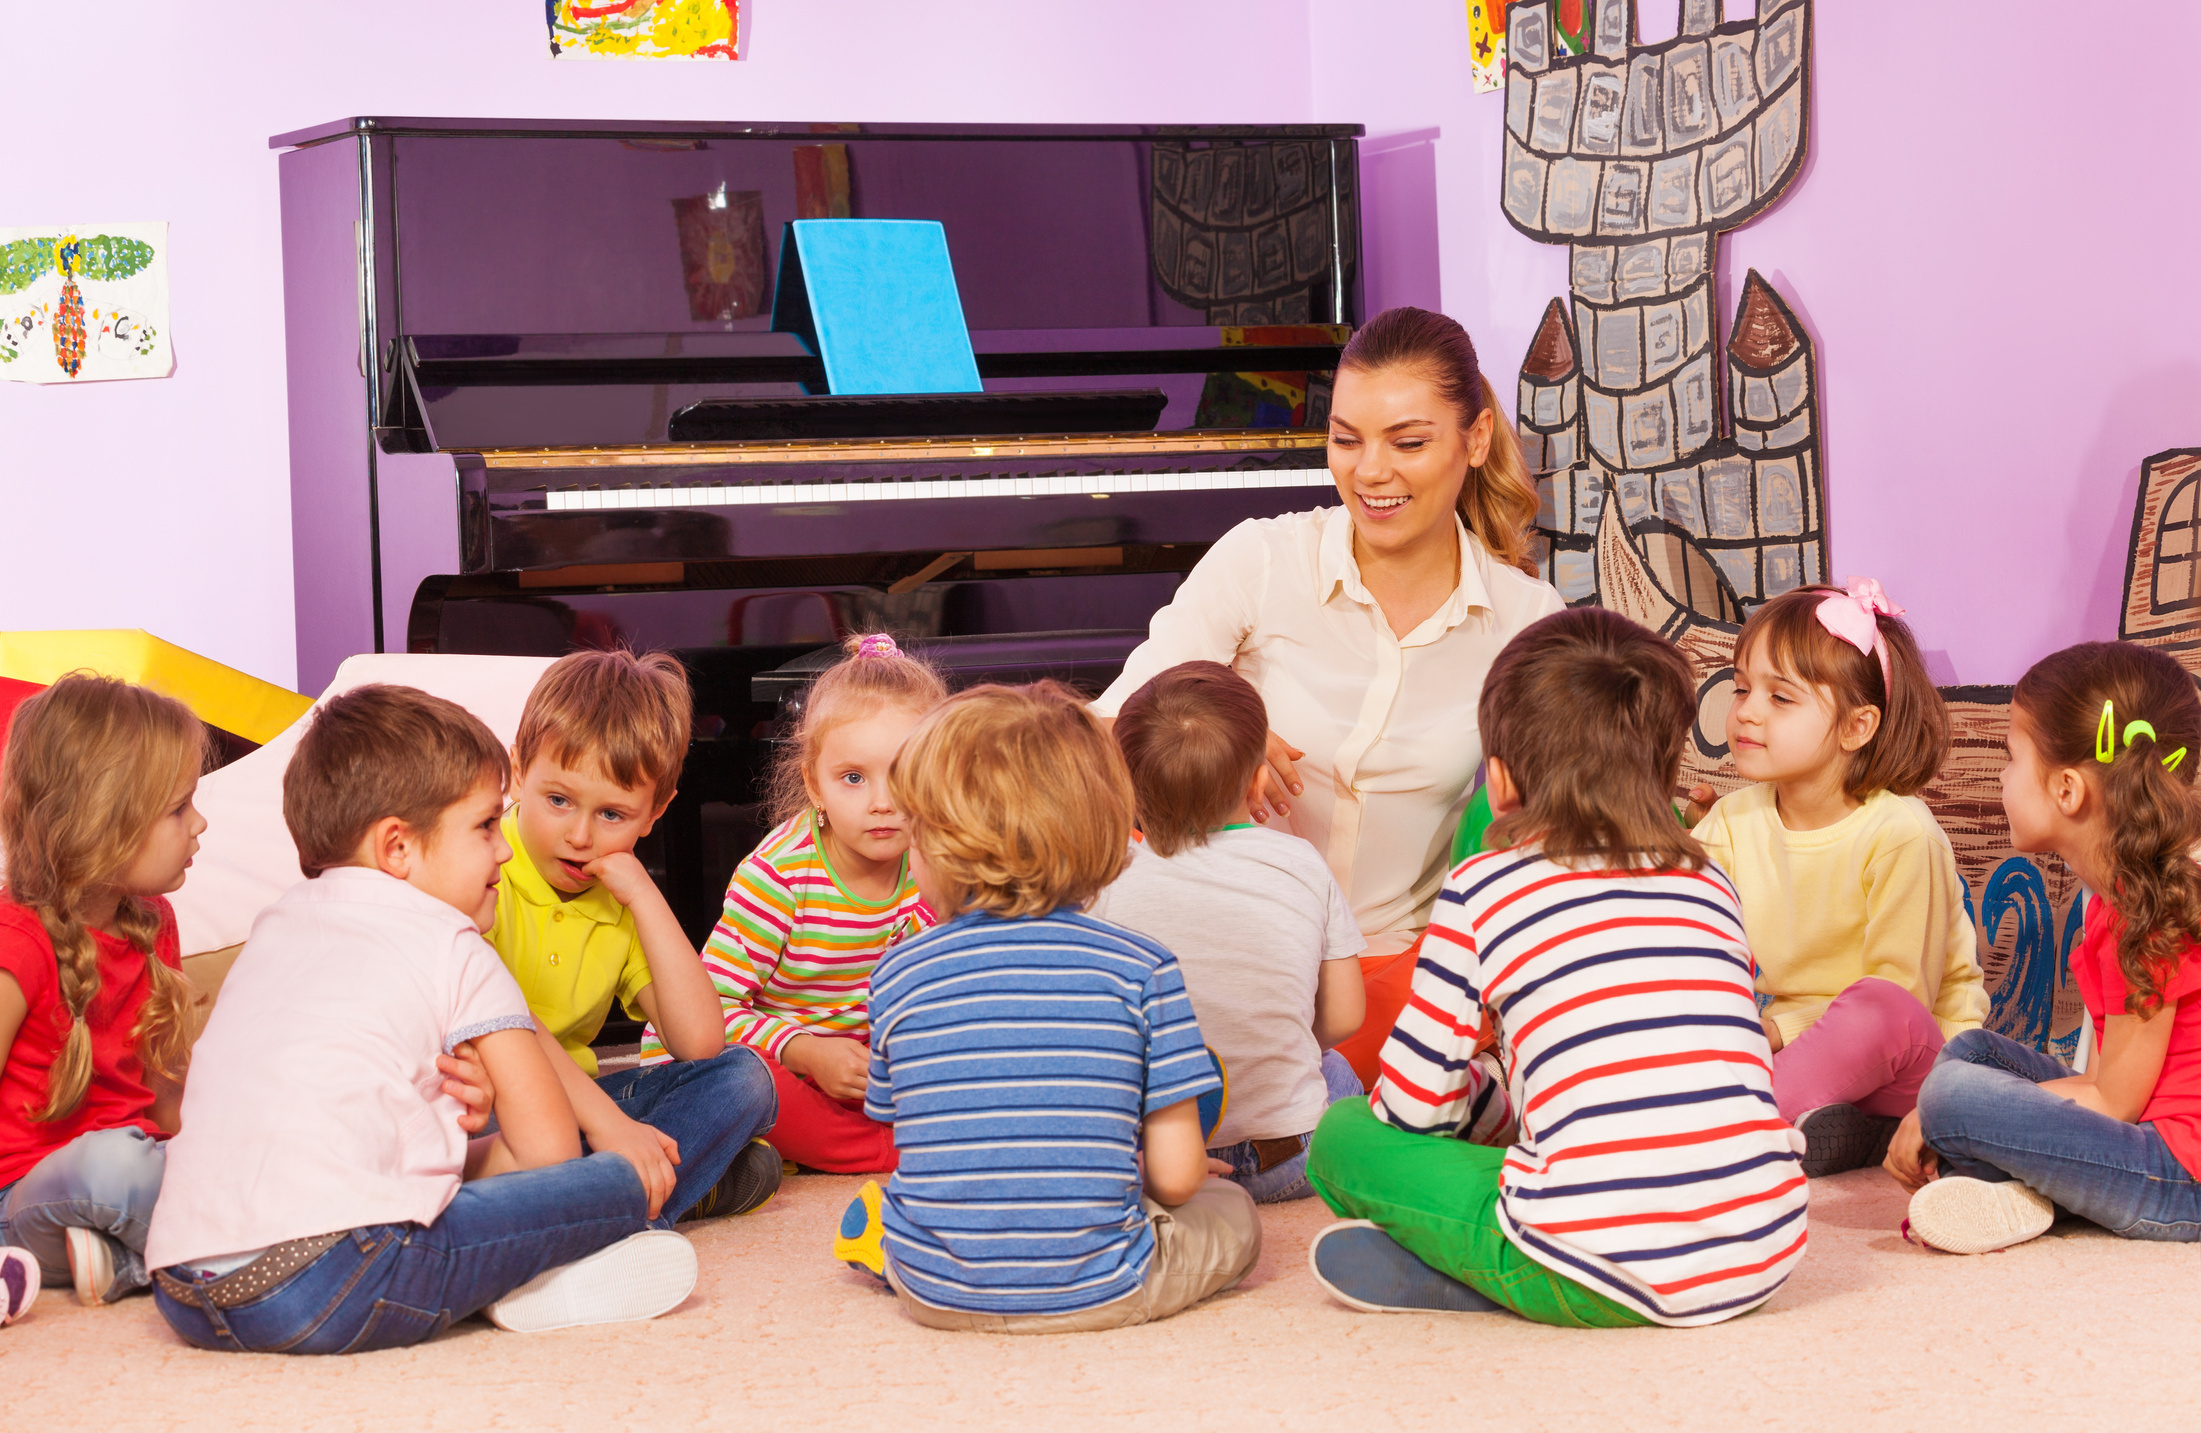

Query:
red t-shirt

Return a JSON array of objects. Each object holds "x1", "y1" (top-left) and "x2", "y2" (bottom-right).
[
  {"x1": 2071, "y1": 898, "x2": 2201, "y2": 1178},
  {"x1": 0, "y1": 897, "x2": 180, "y2": 1189}
]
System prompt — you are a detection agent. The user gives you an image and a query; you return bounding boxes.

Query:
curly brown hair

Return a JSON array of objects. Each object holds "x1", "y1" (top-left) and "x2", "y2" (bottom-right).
[{"x1": 2014, "y1": 641, "x2": 2201, "y2": 1018}]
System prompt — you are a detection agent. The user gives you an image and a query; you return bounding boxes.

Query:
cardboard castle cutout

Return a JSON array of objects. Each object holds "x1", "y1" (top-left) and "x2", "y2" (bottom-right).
[{"x1": 1499, "y1": 0, "x2": 2090, "y2": 1056}]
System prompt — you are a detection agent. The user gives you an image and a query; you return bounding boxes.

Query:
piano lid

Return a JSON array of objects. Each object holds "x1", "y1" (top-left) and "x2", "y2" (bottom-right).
[{"x1": 271, "y1": 118, "x2": 1365, "y2": 454}]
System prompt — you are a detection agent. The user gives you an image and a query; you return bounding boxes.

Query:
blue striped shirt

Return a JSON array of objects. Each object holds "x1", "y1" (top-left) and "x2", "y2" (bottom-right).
[{"x1": 865, "y1": 909, "x2": 1220, "y2": 1315}]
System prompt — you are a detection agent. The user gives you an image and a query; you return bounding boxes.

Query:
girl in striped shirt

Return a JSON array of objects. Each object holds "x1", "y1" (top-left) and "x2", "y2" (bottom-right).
[
  {"x1": 641, "y1": 634, "x2": 945, "y2": 1172},
  {"x1": 1306, "y1": 607, "x2": 1809, "y2": 1327}
]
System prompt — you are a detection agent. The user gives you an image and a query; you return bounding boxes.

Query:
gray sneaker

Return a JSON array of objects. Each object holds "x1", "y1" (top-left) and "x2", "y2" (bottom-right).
[
  {"x1": 1308, "y1": 1221, "x2": 1499, "y2": 1315},
  {"x1": 1795, "y1": 1104, "x2": 1900, "y2": 1177}
]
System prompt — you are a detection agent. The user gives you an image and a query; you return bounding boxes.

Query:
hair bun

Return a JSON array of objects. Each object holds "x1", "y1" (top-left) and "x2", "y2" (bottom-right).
[{"x1": 852, "y1": 633, "x2": 900, "y2": 660}]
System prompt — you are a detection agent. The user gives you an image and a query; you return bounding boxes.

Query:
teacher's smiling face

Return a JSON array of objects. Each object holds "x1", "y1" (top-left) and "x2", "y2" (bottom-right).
[{"x1": 1327, "y1": 364, "x2": 1497, "y2": 561}]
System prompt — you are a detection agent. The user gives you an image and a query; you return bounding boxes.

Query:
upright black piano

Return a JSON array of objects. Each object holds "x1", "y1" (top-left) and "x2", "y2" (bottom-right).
[{"x1": 272, "y1": 116, "x2": 1366, "y2": 940}]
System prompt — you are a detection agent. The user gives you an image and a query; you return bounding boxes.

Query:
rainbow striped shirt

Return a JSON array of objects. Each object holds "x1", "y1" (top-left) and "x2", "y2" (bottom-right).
[
  {"x1": 638, "y1": 813, "x2": 929, "y2": 1064},
  {"x1": 1375, "y1": 848, "x2": 1808, "y2": 1327}
]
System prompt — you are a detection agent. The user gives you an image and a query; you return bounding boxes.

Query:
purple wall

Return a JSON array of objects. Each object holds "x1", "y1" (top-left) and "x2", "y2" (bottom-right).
[
  {"x1": 0, "y1": 2, "x2": 1314, "y2": 688},
  {"x1": 7, "y1": 1, "x2": 2192, "y2": 688},
  {"x1": 1314, "y1": 0, "x2": 2201, "y2": 684}
]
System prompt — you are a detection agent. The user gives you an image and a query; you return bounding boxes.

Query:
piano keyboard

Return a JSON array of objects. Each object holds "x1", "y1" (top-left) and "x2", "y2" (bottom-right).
[{"x1": 542, "y1": 458, "x2": 1336, "y2": 512}]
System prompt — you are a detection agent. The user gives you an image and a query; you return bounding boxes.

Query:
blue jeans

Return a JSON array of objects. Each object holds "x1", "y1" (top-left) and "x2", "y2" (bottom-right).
[
  {"x1": 154, "y1": 1151, "x2": 650, "y2": 1354},
  {"x1": 1917, "y1": 1028, "x2": 2201, "y2": 1241},
  {"x1": 0, "y1": 1126, "x2": 165, "y2": 1296},
  {"x1": 592, "y1": 1045, "x2": 777, "y2": 1226},
  {"x1": 1208, "y1": 1050, "x2": 1364, "y2": 1204}
]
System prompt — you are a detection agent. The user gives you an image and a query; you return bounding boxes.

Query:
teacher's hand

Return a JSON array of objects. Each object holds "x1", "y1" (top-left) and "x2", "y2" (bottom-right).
[{"x1": 1251, "y1": 731, "x2": 1304, "y2": 824}]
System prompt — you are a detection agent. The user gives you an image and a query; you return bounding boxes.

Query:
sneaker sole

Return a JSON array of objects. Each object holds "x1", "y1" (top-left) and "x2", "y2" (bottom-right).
[
  {"x1": 486, "y1": 1230, "x2": 698, "y2": 1333},
  {"x1": 832, "y1": 1180, "x2": 887, "y2": 1277},
  {"x1": 65, "y1": 1227, "x2": 113, "y2": 1308},
  {"x1": 1, "y1": 1248, "x2": 39, "y2": 1324},
  {"x1": 1307, "y1": 1220, "x2": 1498, "y2": 1315},
  {"x1": 1907, "y1": 1177, "x2": 2056, "y2": 1254},
  {"x1": 1797, "y1": 1105, "x2": 1901, "y2": 1177}
]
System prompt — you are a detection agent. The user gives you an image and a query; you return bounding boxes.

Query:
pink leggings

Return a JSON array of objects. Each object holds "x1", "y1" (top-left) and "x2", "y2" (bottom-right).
[{"x1": 1771, "y1": 977, "x2": 1945, "y2": 1124}]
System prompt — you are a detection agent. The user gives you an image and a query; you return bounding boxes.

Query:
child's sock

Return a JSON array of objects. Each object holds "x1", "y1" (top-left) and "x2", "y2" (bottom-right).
[
  {"x1": 485, "y1": 1230, "x2": 698, "y2": 1333},
  {"x1": 1308, "y1": 1221, "x2": 1500, "y2": 1315},
  {"x1": 1905, "y1": 1177, "x2": 2055, "y2": 1255},
  {"x1": 833, "y1": 1179, "x2": 888, "y2": 1282},
  {"x1": 1, "y1": 1247, "x2": 38, "y2": 1325}
]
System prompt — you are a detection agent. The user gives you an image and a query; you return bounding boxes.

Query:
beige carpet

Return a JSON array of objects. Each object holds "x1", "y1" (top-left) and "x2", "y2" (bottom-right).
[{"x1": 6, "y1": 1169, "x2": 2198, "y2": 1432}]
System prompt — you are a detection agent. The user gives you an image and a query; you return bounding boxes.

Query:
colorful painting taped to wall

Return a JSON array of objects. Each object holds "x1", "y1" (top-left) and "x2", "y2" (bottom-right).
[
  {"x1": 671, "y1": 189, "x2": 767, "y2": 321},
  {"x1": 0, "y1": 222, "x2": 171, "y2": 384},
  {"x1": 548, "y1": 0, "x2": 738, "y2": 59},
  {"x1": 1469, "y1": 0, "x2": 1508, "y2": 93}
]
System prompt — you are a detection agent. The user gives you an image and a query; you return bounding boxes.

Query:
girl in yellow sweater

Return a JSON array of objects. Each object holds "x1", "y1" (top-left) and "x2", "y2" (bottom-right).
[{"x1": 1693, "y1": 580, "x2": 1985, "y2": 1176}]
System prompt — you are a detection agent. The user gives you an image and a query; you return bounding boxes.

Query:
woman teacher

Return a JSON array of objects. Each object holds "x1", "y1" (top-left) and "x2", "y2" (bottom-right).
[{"x1": 1091, "y1": 307, "x2": 1563, "y2": 1085}]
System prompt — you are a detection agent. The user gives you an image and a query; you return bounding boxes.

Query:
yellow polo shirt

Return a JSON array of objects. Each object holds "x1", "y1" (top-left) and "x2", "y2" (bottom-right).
[{"x1": 488, "y1": 815, "x2": 654, "y2": 1076}]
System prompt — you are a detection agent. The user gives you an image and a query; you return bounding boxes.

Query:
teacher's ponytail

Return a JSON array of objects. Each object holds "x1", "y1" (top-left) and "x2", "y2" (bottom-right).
[{"x1": 1339, "y1": 307, "x2": 1541, "y2": 576}]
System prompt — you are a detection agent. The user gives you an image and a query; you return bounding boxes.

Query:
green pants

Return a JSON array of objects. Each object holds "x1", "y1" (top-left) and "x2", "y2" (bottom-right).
[{"x1": 1307, "y1": 1098, "x2": 1650, "y2": 1329}]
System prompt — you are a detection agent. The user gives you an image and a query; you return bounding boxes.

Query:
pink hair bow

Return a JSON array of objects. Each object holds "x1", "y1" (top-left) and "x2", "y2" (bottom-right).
[
  {"x1": 855, "y1": 633, "x2": 900, "y2": 660},
  {"x1": 1815, "y1": 578, "x2": 1903, "y2": 691}
]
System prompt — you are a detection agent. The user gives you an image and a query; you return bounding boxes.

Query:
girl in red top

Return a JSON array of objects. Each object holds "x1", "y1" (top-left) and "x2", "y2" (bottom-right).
[
  {"x1": 1887, "y1": 641, "x2": 2201, "y2": 1252},
  {"x1": 0, "y1": 675, "x2": 206, "y2": 1304}
]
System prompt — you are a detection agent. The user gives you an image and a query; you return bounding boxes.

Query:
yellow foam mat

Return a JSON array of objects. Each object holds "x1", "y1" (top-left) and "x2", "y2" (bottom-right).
[{"x1": 0, "y1": 630, "x2": 311, "y2": 746}]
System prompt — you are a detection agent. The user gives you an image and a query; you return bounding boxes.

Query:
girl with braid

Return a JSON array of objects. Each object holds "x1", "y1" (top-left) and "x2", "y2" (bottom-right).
[{"x1": 0, "y1": 675, "x2": 206, "y2": 1305}]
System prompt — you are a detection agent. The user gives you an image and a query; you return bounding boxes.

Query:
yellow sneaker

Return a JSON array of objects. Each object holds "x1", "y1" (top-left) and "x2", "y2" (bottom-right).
[{"x1": 834, "y1": 1179, "x2": 887, "y2": 1278}]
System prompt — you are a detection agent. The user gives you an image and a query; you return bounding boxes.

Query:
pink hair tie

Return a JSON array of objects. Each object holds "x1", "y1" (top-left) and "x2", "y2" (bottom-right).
[
  {"x1": 1814, "y1": 577, "x2": 1903, "y2": 693},
  {"x1": 855, "y1": 634, "x2": 900, "y2": 660}
]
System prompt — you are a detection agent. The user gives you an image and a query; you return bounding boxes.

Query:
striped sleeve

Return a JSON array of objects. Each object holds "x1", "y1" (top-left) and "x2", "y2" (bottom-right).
[
  {"x1": 702, "y1": 853, "x2": 806, "y2": 1058},
  {"x1": 1371, "y1": 865, "x2": 1518, "y2": 1143},
  {"x1": 1140, "y1": 953, "x2": 1221, "y2": 1115}
]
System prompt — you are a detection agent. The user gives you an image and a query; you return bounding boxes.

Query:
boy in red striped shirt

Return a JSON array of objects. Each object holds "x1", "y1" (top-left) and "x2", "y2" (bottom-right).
[{"x1": 1305, "y1": 607, "x2": 1809, "y2": 1327}]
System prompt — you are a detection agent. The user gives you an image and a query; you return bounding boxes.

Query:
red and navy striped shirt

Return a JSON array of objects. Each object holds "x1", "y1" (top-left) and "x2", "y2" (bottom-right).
[{"x1": 1373, "y1": 848, "x2": 1808, "y2": 1327}]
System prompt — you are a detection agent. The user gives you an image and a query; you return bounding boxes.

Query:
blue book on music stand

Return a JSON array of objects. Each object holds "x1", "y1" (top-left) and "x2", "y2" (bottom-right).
[{"x1": 770, "y1": 219, "x2": 983, "y2": 395}]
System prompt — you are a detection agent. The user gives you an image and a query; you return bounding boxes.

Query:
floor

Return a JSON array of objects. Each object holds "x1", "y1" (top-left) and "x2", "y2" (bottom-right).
[{"x1": 8, "y1": 1169, "x2": 2201, "y2": 1433}]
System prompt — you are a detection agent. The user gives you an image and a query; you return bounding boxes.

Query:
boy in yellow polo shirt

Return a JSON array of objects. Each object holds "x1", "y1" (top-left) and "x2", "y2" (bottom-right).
[{"x1": 489, "y1": 649, "x2": 780, "y2": 1224}]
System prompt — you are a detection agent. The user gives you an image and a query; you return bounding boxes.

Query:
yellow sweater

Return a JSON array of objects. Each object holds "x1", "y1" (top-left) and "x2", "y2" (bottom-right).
[{"x1": 1694, "y1": 785, "x2": 1987, "y2": 1045}]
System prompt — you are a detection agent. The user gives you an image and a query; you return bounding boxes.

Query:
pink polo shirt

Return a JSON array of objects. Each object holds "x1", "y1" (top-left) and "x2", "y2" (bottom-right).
[{"x1": 145, "y1": 868, "x2": 536, "y2": 1270}]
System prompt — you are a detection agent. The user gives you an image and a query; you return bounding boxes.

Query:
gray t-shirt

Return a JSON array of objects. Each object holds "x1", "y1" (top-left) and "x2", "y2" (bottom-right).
[{"x1": 1086, "y1": 826, "x2": 1365, "y2": 1144}]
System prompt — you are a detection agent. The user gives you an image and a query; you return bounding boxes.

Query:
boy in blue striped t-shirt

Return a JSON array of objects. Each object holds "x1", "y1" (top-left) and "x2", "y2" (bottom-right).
[{"x1": 831, "y1": 681, "x2": 1262, "y2": 1331}]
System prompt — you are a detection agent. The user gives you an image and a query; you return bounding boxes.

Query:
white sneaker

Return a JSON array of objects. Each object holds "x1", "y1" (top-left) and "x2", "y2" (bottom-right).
[
  {"x1": 65, "y1": 1228, "x2": 116, "y2": 1307},
  {"x1": 485, "y1": 1230, "x2": 698, "y2": 1333},
  {"x1": 1906, "y1": 1176, "x2": 2056, "y2": 1254}
]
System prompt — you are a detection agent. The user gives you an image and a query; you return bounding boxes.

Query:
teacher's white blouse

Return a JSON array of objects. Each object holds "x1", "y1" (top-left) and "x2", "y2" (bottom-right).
[{"x1": 1093, "y1": 506, "x2": 1562, "y2": 958}]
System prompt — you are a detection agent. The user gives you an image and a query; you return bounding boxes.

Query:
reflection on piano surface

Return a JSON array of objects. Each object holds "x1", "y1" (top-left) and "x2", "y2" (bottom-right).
[{"x1": 273, "y1": 117, "x2": 1364, "y2": 951}]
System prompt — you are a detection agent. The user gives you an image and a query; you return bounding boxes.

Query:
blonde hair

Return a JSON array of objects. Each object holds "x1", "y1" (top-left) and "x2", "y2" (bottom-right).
[
  {"x1": 514, "y1": 648, "x2": 692, "y2": 810},
  {"x1": 0, "y1": 674, "x2": 205, "y2": 1121},
  {"x1": 766, "y1": 633, "x2": 948, "y2": 826},
  {"x1": 891, "y1": 682, "x2": 1134, "y2": 919},
  {"x1": 1338, "y1": 306, "x2": 1542, "y2": 576}
]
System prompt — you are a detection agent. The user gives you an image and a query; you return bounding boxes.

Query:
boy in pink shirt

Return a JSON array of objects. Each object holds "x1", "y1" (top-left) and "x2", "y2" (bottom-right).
[{"x1": 146, "y1": 685, "x2": 697, "y2": 1352}]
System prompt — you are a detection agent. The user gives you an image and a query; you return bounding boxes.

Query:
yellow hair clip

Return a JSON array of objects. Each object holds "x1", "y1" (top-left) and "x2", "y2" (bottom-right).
[
  {"x1": 2125, "y1": 719, "x2": 2160, "y2": 749},
  {"x1": 2167, "y1": 748, "x2": 2189, "y2": 772},
  {"x1": 2096, "y1": 700, "x2": 2117, "y2": 764}
]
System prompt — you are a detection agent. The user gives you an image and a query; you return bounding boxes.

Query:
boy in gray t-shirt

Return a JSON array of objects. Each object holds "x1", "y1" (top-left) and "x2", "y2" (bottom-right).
[{"x1": 1089, "y1": 661, "x2": 1367, "y2": 1202}]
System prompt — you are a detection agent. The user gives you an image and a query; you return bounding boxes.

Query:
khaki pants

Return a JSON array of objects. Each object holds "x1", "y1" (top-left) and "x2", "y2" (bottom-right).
[{"x1": 885, "y1": 1178, "x2": 1262, "y2": 1333}]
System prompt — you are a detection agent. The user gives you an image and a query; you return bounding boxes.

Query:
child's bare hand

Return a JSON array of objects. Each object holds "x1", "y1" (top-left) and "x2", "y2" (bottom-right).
[
  {"x1": 786, "y1": 1033, "x2": 871, "y2": 1102},
  {"x1": 1206, "y1": 1158, "x2": 1235, "y2": 1177},
  {"x1": 581, "y1": 850, "x2": 657, "y2": 909},
  {"x1": 1250, "y1": 731, "x2": 1304, "y2": 824},
  {"x1": 438, "y1": 1040, "x2": 496, "y2": 1134},
  {"x1": 1682, "y1": 783, "x2": 1718, "y2": 827},
  {"x1": 1761, "y1": 1015, "x2": 1785, "y2": 1054},
  {"x1": 597, "y1": 1114, "x2": 681, "y2": 1219},
  {"x1": 1881, "y1": 1109, "x2": 1937, "y2": 1193}
]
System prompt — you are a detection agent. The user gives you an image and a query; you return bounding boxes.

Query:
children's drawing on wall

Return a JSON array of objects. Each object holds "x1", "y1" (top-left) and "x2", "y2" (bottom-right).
[
  {"x1": 547, "y1": 0, "x2": 739, "y2": 59},
  {"x1": 0, "y1": 222, "x2": 171, "y2": 384},
  {"x1": 672, "y1": 188, "x2": 767, "y2": 321},
  {"x1": 1469, "y1": 1, "x2": 1508, "y2": 92},
  {"x1": 1494, "y1": 0, "x2": 2094, "y2": 1059}
]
